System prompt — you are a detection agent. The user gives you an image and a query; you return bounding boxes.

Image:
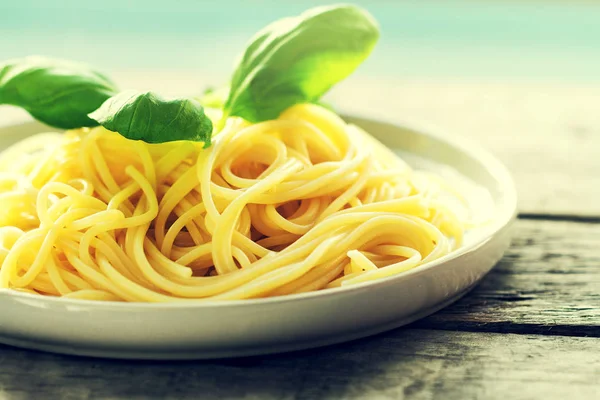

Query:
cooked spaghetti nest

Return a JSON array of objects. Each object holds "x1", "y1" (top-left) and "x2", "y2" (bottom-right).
[{"x1": 0, "y1": 104, "x2": 466, "y2": 302}]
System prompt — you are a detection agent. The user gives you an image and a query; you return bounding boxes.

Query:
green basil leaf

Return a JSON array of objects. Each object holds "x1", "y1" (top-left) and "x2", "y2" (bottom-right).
[
  {"x1": 89, "y1": 90, "x2": 213, "y2": 147},
  {"x1": 0, "y1": 56, "x2": 118, "y2": 129},
  {"x1": 223, "y1": 4, "x2": 379, "y2": 123}
]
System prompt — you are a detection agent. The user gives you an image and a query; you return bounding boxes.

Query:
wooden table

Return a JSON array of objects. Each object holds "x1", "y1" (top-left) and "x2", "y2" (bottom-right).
[{"x1": 0, "y1": 79, "x2": 599, "y2": 399}]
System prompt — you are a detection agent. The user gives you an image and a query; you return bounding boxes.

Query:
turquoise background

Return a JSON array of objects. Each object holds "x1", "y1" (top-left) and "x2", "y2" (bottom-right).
[{"x1": 1, "y1": 0, "x2": 599, "y2": 82}]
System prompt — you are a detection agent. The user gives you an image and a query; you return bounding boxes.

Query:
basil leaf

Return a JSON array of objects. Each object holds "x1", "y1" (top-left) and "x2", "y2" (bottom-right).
[
  {"x1": 89, "y1": 90, "x2": 213, "y2": 147},
  {"x1": 223, "y1": 4, "x2": 379, "y2": 123},
  {"x1": 0, "y1": 56, "x2": 118, "y2": 129}
]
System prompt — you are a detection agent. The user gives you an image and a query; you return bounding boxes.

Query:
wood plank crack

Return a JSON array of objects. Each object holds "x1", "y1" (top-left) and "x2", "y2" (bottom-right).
[{"x1": 412, "y1": 219, "x2": 600, "y2": 337}]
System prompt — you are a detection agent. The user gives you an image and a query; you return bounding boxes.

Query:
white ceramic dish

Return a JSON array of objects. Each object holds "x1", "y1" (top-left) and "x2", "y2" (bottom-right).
[{"x1": 0, "y1": 114, "x2": 517, "y2": 359}]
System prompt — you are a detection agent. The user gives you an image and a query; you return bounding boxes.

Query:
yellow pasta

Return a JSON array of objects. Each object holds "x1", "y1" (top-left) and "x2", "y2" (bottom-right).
[{"x1": 0, "y1": 104, "x2": 464, "y2": 302}]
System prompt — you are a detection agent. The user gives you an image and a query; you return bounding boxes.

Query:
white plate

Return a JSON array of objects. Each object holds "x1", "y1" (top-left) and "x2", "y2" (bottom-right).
[{"x1": 0, "y1": 114, "x2": 517, "y2": 359}]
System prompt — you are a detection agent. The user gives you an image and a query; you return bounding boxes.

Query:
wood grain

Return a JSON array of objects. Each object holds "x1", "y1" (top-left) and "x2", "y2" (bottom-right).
[
  {"x1": 416, "y1": 218, "x2": 600, "y2": 336},
  {"x1": 0, "y1": 329, "x2": 598, "y2": 400}
]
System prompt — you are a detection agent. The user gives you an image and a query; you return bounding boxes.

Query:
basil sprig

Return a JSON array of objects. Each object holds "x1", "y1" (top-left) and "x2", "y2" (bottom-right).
[
  {"x1": 0, "y1": 56, "x2": 118, "y2": 129},
  {"x1": 89, "y1": 91, "x2": 213, "y2": 147},
  {"x1": 222, "y1": 4, "x2": 379, "y2": 123},
  {"x1": 0, "y1": 4, "x2": 379, "y2": 146}
]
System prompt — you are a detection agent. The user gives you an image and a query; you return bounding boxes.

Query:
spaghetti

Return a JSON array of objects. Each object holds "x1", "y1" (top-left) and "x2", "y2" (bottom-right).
[{"x1": 0, "y1": 104, "x2": 464, "y2": 302}]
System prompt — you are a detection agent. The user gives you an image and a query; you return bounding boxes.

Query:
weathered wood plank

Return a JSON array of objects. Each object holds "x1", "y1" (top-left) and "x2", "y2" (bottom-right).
[
  {"x1": 2, "y1": 77, "x2": 599, "y2": 216},
  {"x1": 0, "y1": 330, "x2": 598, "y2": 400},
  {"x1": 416, "y1": 218, "x2": 600, "y2": 336}
]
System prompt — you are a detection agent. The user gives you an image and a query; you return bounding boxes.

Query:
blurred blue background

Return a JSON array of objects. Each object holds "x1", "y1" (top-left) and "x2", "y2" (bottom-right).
[{"x1": 2, "y1": 0, "x2": 600, "y2": 83}]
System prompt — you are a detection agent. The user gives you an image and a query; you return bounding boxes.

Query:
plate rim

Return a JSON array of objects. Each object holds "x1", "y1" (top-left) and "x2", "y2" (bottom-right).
[{"x1": 0, "y1": 113, "x2": 518, "y2": 310}]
